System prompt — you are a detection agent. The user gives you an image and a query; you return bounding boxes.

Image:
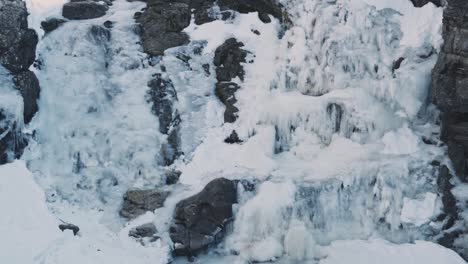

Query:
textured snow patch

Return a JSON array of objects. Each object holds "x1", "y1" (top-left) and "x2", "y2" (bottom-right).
[
  {"x1": 381, "y1": 126, "x2": 420, "y2": 155},
  {"x1": 320, "y1": 239, "x2": 466, "y2": 264},
  {"x1": 400, "y1": 192, "x2": 439, "y2": 226},
  {"x1": 0, "y1": 160, "x2": 61, "y2": 263}
]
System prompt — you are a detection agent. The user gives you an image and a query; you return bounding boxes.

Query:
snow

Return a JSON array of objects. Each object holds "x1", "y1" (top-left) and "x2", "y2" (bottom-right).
[
  {"x1": 401, "y1": 192, "x2": 440, "y2": 226},
  {"x1": 321, "y1": 239, "x2": 466, "y2": 264},
  {"x1": 25, "y1": 0, "x2": 67, "y2": 36},
  {"x1": 0, "y1": 160, "x2": 60, "y2": 263}
]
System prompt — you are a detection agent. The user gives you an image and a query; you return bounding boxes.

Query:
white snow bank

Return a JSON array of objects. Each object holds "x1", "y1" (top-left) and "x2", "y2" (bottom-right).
[
  {"x1": 320, "y1": 239, "x2": 467, "y2": 264},
  {"x1": 0, "y1": 160, "x2": 61, "y2": 263}
]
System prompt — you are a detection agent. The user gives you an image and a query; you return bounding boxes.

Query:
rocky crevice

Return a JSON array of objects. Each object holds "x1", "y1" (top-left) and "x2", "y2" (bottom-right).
[{"x1": 0, "y1": 0, "x2": 40, "y2": 164}]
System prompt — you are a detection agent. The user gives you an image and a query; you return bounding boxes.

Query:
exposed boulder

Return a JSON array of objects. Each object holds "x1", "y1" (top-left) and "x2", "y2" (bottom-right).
[
  {"x1": 120, "y1": 189, "x2": 170, "y2": 219},
  {"x1": 13, "y1": 71, "x2": 40, "y2": 124},
  {"x1": 225, "y1": 130, "x2": 242, "y2": 144},
  {"x1": 136, "y1": 0, "x2": 191, "y2": 56},
  {"x1": 62, "y1": 1, "x2": 109, "y2": 20},
  {"x1": 169, "y1": 178, "x2": 237, "y2": 256},
  {"x1": 410, "y1": 0, "x2": 443, "y2": 7},
  {"x1": 217, "y1": 0, "x2": 284, "y2": 21},
  {"x1": 41, "y1": 18, "x2": 67, "y2": 34},
  {"x1": 58, "y1": 223, "x2": 80, "y2": 236},
  {"x1": 165, "y1": 169, "x2": 181, "y2": 185}
]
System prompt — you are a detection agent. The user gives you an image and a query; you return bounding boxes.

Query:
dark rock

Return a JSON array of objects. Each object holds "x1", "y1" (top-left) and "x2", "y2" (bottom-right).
[
  {"x1": 13, "y1": 71, "x2": 40, "y2": 124},
  {"x1": 392, "y1": 57, "x2": 405, "y2": 73},
  {"x1": 136, "y1": 1, "x2": 191, "y2": 55},
  {"x1": 410, "y1": 0, "x2": 442, "y2": 7},
  {"x1": 120, "y1": 189, "x2": 170, "y2": 219},
  {"x1": 62, "y1": 1, "x2": 108, "y2": 20},
  {"x1": 0, "y1": 110, "x2": 27, "y2": 165},
  {"x1": 147, "y1": 74, "x2": 178, "y2": 135},
  {"x1": 437, "y1": 166, "x2": 458, "y2": 229},
  {"x1": 214, "y1": 38, "x2": 247, "y2": 82},
  {"x1": 59, "y1": 223, "x2": 80, "y2": 236},
  {"x1": 103, "y1": 20, "x2": 114, "y2": 29},
  {"x1": 217, "y1": 0, "x2": 283, "y2": 21},
  {"x1": 0, "y1": 29, "x2": 38, "y2": 74},
  {"x1": 215, "y1": 82, "x2": 240, "y2": 123},
  {"x1": 258, "y1": 13, "x2": 271, "y2": 23},
  {"x1": 41, "y1": 18, "x2": 67, "y2": 34},
  {"x1": 225, "y1": 130, "x2": 242, "y2": 144},
  {"x1": 169, "y1": 178, "x2": 237, "y2": 256},
  {"x1": 129, "y1": 223, "x2": 157, "y2": 238},
  {"x1": 165, "y1": 170, "x2": 181, "y2": 185},
  {"x1": 251, "y1": 29, "x2": 261, "y2": 35}
]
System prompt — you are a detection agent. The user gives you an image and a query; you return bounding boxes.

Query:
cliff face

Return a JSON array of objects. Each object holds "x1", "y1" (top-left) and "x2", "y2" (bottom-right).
[
  {"x1": 0, "y1": 0, "x2": 40, "y2": 163},
  {"x1": 432, "y1": 0, "x2": 468, "y2": 258},
  {"x1": 432, "y1": 0, "x2": 468, "y2": 182}
]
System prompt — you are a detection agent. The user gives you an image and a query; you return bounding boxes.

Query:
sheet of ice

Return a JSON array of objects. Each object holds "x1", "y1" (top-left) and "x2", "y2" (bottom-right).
[
  {"x1": 400, "y1": 192, "x2": 440, "y2": 226},
  {"x1": 0, "y1": 160, "x2": 61, "y2": 263},
  {"x1": 320, "y1": 239, "x2": 466, "y2": 264}
]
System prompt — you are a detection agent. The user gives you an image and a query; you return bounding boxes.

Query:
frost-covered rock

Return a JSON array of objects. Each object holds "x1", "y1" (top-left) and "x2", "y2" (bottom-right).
[
  {"x1": 62, "y1": 1, "x2": 109, "y2": 20},
  {"x1": 120, "y1": 189, "x2": 170, "y2": 219},
  {"x1": 129, "y1": 223, "x2": 158, "y2": 239},
  {"x1": 169, "y1": 178, "x2": 237, "y2": 256}
]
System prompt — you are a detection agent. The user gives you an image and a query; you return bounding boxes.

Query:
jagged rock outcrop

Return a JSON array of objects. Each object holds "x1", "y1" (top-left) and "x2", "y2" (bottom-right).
[
  {"x1": 431, "y1": 0, "x2": 468, "y2": 259},
  {"x1": 129, "y1": 223, "x2": 158, "y2": 239},
  {"x1": 169, "y1": 178, "x2": 237, "y2": 256},
  {"x1": 120, "y1": 189, "x2": 170, "y2": 219},
  {"x1": 214, "y1": 38, "x2": 247, "y2": 123},
  {"x1": 62, "y1": 1, "x2": 109, "y2": 20},
  {"x1": 0, "y1": 0, "x2": 40, "y2": 164}
]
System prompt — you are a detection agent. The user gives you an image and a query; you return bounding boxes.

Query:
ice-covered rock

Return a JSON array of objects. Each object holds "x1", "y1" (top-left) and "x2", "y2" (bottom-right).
[{"x1": 169, "y1": 178, "x2": 237, "y2": 256}]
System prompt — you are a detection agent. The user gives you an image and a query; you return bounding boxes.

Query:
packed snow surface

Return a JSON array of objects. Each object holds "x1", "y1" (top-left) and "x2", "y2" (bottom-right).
[{"x1": 2, "y1": 0, "x2": 464, "y2": 263}]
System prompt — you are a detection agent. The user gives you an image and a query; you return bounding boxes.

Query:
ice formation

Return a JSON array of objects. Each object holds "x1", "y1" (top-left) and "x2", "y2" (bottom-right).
[{"x1": 1, "y1": 0, "x2": 467, "y2": 263}]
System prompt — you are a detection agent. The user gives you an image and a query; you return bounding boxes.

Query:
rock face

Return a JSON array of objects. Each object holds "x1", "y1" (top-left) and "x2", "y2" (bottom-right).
[
  {"x1": 214, "y1": 38, "x2": 247, "y2": 123},
  {"x1": 432, "y1": 0, "x2": 468, "y2": 182},
  {"x1": 120, "y1": 189, "x2": 170, "y2": 219},
  {"x1": 431, "y1": 0, "x2": 468, "y2": 259},
  {"x1": 129, "y1": 223, "x2": 158, "y2": 239},
  {"x1": 62, "y1": 1, "x2": 109, "y2": 20},
  {"x1": 0, "y1": 0, "x2": 40, "y2": 164},
  {"x1": 169, "y1": 178, "x2": 237, "y2": 256}
]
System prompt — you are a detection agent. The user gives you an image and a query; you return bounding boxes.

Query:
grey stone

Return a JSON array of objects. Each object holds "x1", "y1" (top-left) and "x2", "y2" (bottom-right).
[
  {"x1": 129, "y1": 223, "x2": 157, "y2": 238},
  {"x1": 169, "y1": 178, "x2": 237, "y2": 256},
  {"x1": 41, "y1": 18, "x2": 67, "y2": 34},
  {"x1": 62, "y1": 1, "x2": 108, "y2": 20},
  {"x1": 120, "y1": 189, "x2": 170, "y2": 219}
]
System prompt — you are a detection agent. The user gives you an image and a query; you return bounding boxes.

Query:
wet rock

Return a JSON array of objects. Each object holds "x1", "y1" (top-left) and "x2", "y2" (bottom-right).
[
  {"x1": 59, "y1": 223, "x2": 80, "y2": 236},
  {"x1": 129, "y1": 223, "x2": 157, "y2": 238},
  {"x1": 326, "y1": 103, "x2": 343, "y2": 134},
  {"x1": 215, "y1": 82, "x2": 240, "y2": 123},
  {"x1": 13, "y1": 70, "x2": 40, "y2": 124},
  {"x1": 437, "y1": 166, "x2": 458, "y2": 229},
  {"x1": 41, "y1": 18, "x2": 67, "y2": 34},
  {"x1": 169, "y1": 178, "x2": 237, "y2": 256},
  {"x1": 120, "y1": 189, "x2": 170, "y2": 219},
  {"x1": 225, "y1": 130, "x2": 242, "y2": 144},
  {"x1": 258, "y1": 12, "x2": 272, "y2": 23},
  {"x1": 214, "y1": 38, "x2": 247, "y2": 82},
  {"x1": 62, "y1": 1, "x2": 109, "y2": 20}
]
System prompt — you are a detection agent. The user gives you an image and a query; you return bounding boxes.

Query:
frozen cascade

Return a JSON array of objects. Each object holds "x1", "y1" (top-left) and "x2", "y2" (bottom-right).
[{"x1": 7, "y1": 0, "x2": 468, "y2": 263}]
